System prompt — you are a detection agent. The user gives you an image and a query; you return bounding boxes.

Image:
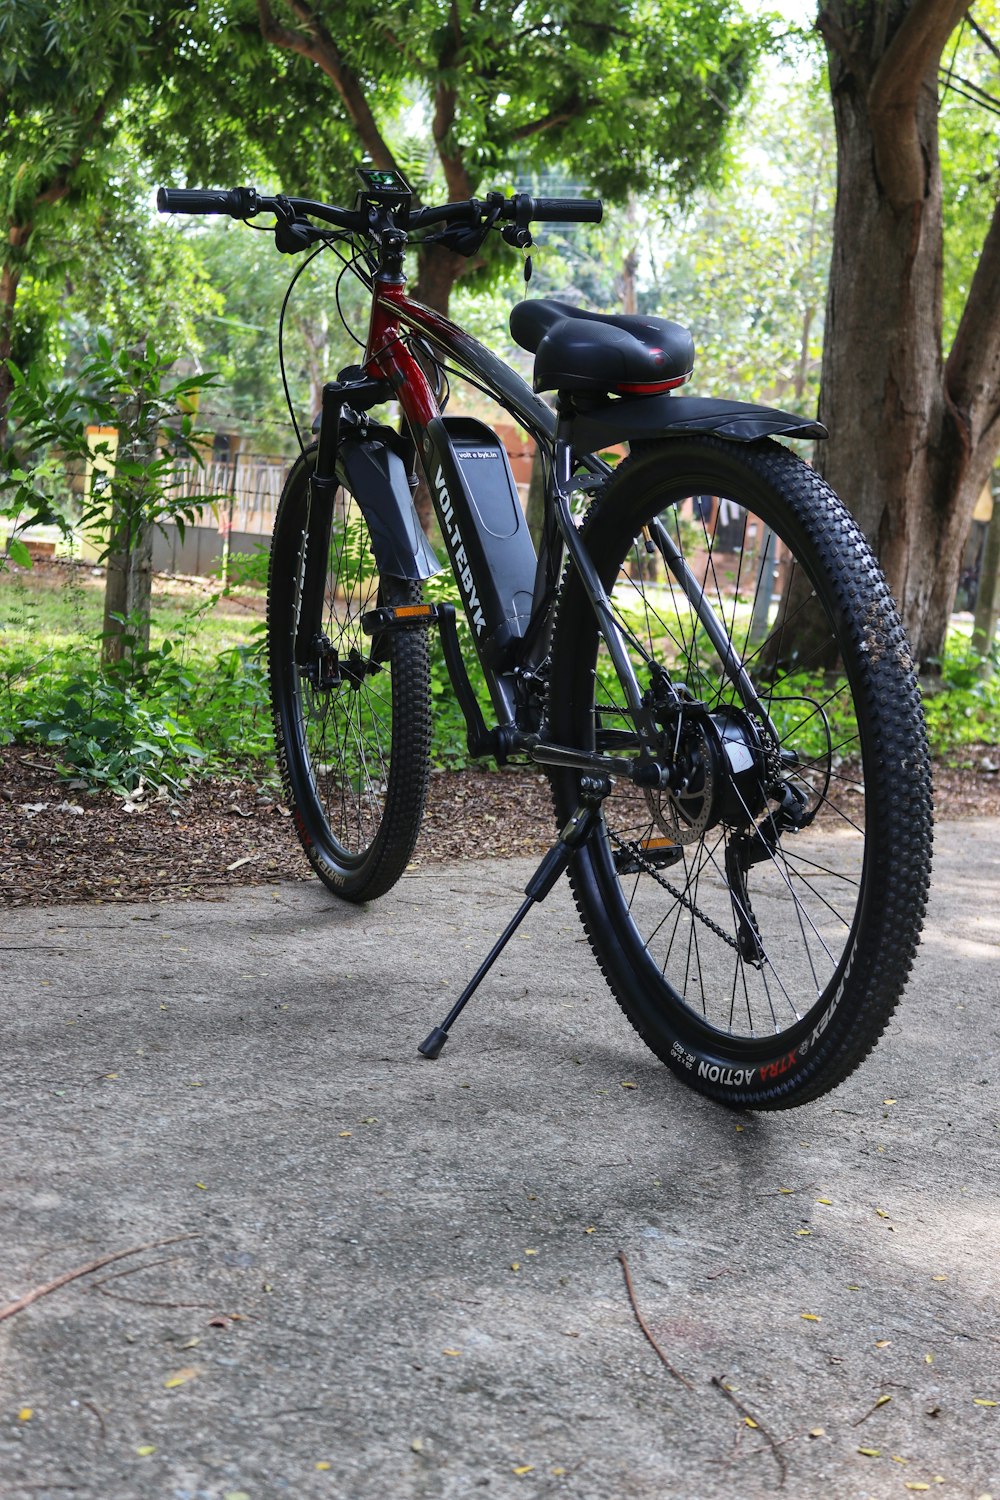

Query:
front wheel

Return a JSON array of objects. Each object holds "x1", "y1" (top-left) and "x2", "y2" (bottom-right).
[
  {"x1": 268, "y1": 446, "x2": 432, "y2": 902},
  {"x1": 547, "y1": 437, "x2": 932, "y2": 1109}
]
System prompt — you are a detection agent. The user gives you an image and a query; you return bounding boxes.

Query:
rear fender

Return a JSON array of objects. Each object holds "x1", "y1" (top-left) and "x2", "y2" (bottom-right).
[{"x1": 569, "y1": 394, "x2": 827, "y2": 457}]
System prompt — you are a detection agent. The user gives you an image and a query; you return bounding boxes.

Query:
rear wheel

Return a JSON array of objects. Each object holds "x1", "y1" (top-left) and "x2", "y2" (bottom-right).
[
  {"x1": 547, "y1": 437, "x2": 932, "y2": 1108},
  {"x1": 268, "y1": 446, "x2": 431, "y2": 901}
]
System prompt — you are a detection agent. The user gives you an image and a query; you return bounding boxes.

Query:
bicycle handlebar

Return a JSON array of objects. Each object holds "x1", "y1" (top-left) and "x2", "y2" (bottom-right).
[
  {"x1": 156, "y1": 185, "x2": 602, "y2": 232},
  {"x1": 512, "y1": 197, "x2": 603, "y2": 223}
]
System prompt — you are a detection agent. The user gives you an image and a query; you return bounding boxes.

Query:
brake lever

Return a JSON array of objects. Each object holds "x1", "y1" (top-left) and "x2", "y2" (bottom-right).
[
  {"x1": 428, "y1": 191, "x2": 505, "y2": 258},
  {"x1": 272, "y1": 194, "x2": 324, "y2": 255}
]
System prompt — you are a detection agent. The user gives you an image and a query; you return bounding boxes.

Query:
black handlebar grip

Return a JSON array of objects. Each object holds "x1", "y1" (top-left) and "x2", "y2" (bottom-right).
[
  {"x1": 156, "y1": 187, "x2": 259, "y2": 218},
  {"x1": 526, "y1": 197, "x2": 603, "y2": 223}
]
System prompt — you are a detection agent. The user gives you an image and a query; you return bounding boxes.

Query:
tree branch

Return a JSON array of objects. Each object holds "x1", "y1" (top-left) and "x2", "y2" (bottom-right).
[
  {"x1": 508, "y1": 99, "x2": 585, "y2": 142},
  {"x1": 256, "y1": 0, "x2": 398, "y2": 170},
  {"x1": 868, "y1": 0, "x2": 970, "y2": 207},
  {"x1": 945, "y1": 193, "x2": 1000, "y2": 463}
]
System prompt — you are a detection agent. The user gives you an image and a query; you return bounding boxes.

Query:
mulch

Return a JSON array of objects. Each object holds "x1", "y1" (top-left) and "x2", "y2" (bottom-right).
[
  {"x1": 0, "y1": 747, "x2": 555, "y2": 908},
  {"x1": 2, "y1": 743, "x2": 999, "y2": 909}
]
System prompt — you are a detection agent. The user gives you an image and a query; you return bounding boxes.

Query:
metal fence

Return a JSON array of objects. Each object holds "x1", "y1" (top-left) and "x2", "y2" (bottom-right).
[{"x1": 171, "y1": 457, "x2": 288, "y2": 536}]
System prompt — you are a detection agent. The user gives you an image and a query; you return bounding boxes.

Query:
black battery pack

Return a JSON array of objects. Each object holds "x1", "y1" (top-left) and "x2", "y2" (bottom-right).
[{"x1": 425, "y1": 415, "x2": 538, "y2": 670}]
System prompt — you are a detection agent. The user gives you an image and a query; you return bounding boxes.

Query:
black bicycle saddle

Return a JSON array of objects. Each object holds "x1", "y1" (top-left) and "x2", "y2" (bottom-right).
[{"x1": 509, "y1": 298, "x2": 695, "y2": 396}]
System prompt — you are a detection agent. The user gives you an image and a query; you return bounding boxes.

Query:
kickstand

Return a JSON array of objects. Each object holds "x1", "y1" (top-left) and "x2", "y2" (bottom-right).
[{"x1": 417, "y1": 778, "x2": 611, "y2": 1059}]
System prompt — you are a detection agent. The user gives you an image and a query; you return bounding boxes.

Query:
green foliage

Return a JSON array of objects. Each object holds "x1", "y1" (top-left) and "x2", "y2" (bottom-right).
[
  {"x1": 212, "y1": 542, "x2": 270, "y2": 590},
  {"x1": 0, "y1": 579, "x2": 273, "y2": 794},
  {"x1": 1, "y1": 339, "x2": 222, "y2": 566},
  {"x1": 940, "y1": 3, "x2": 1000, "y2": 349},
  {"x1": 923, "y1": 632, "x2": 1000, "y2": 757}
]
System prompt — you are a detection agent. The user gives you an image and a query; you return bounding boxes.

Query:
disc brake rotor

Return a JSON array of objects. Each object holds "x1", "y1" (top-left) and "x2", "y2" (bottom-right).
[{"x1": 645, "y1": 720, "x2": 716, "y2": 844}]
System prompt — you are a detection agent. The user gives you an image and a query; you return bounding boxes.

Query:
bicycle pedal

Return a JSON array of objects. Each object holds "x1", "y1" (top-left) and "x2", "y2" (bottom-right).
[
  {"x1": 615, "y1": 836, "x2": 684, "y2": 874},
  {"x1": 361, "y1": 603, "x2": 439, "y2": 633}
]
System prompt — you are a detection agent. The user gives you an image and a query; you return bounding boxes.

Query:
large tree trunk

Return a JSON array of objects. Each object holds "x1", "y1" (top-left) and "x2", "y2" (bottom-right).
[
  {"x1": 972, "y1": 485, "x2": 1000, "y2": 660},
  {"x1": 0, "y1": 228, "x2": 30, "y2": 437},
  {"x1": 412, "y1": 241, "x2": 465, "y2": 319},
  {"x1": 815, "y1": 0, "x2": 1000, "y2": 668}
]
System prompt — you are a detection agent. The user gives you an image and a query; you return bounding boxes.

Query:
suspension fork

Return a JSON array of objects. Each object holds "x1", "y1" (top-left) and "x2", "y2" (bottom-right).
[{"x1": 294, "y1": 381, "x2": 341, "y2": 666}]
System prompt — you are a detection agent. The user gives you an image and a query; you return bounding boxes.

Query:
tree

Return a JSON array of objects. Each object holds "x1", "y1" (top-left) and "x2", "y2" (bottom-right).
[
  {"x1": 1, "y1": 342, "x2": 218, "y2": 661},
  {"x1": 244, "y1": 0, "x2": 771, "y2": 315},
  {"x1": 815, "y1": 0, "x2": 1000, "y2": 667},
  {"x1": 0, "y1": 1, "x2": 164, "y2": 428}
]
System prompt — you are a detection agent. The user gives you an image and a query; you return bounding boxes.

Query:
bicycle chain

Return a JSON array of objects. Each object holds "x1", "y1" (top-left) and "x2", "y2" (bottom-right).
[{"x1": 607, "y1": 828, "x2": 741, "y2": 953}]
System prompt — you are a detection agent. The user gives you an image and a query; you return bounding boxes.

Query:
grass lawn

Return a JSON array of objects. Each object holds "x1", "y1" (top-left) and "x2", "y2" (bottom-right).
[{"x1": 0, "y1": 557, "x2": 266, "y2": 658}]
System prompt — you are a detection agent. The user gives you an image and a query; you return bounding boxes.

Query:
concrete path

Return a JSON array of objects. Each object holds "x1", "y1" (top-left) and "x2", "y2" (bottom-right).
[{"x1": 1, "y1": 820, "x2": 998, "y2": 1500}]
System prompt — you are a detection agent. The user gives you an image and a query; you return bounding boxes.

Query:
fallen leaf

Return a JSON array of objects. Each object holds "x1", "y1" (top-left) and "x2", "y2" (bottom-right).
[
  {"x1": 883, "y1": 1098, "x2": 897, "y2": 1106},
  {"x1": 551, "y1": 1467, "x2": 567, "y2": 1476},
  {"x1": 620, "y1": 1081, "x2": 637, "y2": 1089},
  {"x1": 512, "y1": 1466, "x2": 534, "y2": 1476},
  {"x1": 891, "y1": 1453, "x2": 908, "y2": 1463},
  {"x1": 195, "y1": 1182, "x2": 208, "y2": 1190},
  {"x1": 442, "y1": 1348, "x2": 461, "y2": 1357},
  {"x1": 801, "y1": 1313, "x2": 821, "y2": 1322},
  {"x1": 973, "y1": 1398, "x2": 998, "y2": 1406},
  {"x1": 809, "y1": 1428, "x2": 825, "y2": 1438},
  {"x1": 315, "y1": 1461, "x2": 331, "y2": 1470},
  {"x1": 875, "y1": 1208, "x2": 891, "y2": 1219},
  {"x1": 18, "y1": 1407, "x2": 32, "y2": 1422},
  {"x1": 779, "y1": 1187, "x2": 794, "y2": 1194},
  {"x1": 931, "y1": 1274, "x2": 948, "y2": 1282},
  {"x1": 164, "y1": 1366, "x2": 199, "y2": 1389},
  {"x1": 875, "y1": 1340, "x2": 891, "y2": 1348},
  {"x1": 744, "y1": 1416, "x2": 758, "y2": 1429},
  {"x1": 857, "y1": 1447, "x2": 881, "y2": 1458},
  {"x1": 584, "y1": 1226, "x2": 595, "y2": 1234},
  {"x1": 524, "y1": 1248, "x2": 538, "y2": 1256},
  {"x1": 904, "y1": 1485, "x2": 930, "y2": 1492},
  {"x1": 136, "y1": 1445, "x2": 156, "y2": 1457},
  {"x1": 874, "y1": 1395, "x2": 892, "y2": 1409},
  {"x1": 925, "y1": 1353, "x2": 934, "y2": 1365},
  {"x1": 511, "y1": 1262, "x2": 521, "y2": 1271},
  {"x1": 816, "y1": 1198, "x2": 833, "y2": 1205},
  {"x1": 338, "y1": 1131, "x2": 352, "y2": 1139},
  {"x1": 796, "y1": 1229, "x2": 812, "y2": 1237},
  {"x1": 410, "y1": 1438, "x2": 424, "y2": 1452}
]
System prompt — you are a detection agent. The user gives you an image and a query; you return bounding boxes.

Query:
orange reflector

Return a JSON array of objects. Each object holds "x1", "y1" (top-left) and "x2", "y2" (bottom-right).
[
  {"x1": 641, "y1": 836, "x2": 676, "y2": 850},
  {"x1": 394, "y1": 605, "x2": 434, "y2": 618}
]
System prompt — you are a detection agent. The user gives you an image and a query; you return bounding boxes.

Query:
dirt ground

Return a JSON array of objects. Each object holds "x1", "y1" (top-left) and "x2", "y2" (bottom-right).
[
  {"x1": 0, "y1": 748, "x2": 556, "y2": 907},
  {"x1": 3, "y1": 743, "x2": 1000, "y2": 908}
]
